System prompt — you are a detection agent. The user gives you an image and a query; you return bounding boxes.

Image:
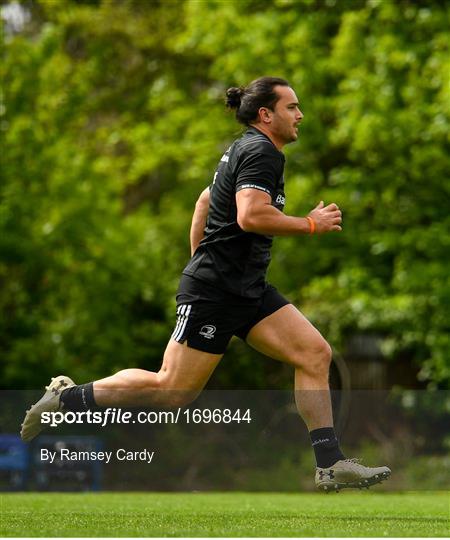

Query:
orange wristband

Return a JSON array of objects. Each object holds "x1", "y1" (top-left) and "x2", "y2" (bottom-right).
[{"x1": 306, "y1": 216, "x2": 316, "y2": 234}]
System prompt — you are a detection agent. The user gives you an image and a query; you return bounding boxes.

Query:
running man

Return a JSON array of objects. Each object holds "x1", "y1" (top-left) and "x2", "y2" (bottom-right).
[{"x1": 21, "y1": 77, "x2": 390, "y2": 492}]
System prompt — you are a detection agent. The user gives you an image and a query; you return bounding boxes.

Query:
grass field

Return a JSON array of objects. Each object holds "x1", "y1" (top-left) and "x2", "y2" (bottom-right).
[{"x1": 1, "y1": 492, "x2": 448, "y2": 537}]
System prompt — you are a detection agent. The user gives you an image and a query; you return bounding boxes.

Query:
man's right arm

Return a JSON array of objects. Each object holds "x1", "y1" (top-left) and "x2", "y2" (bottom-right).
[{"x1": 236, "y1": 189, "x2": 342, "y2": 235}]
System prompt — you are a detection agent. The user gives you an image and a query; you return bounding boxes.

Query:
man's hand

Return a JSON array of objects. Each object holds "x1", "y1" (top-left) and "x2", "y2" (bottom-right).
[{"x1": 308, "y1": 201, "x2": 342, "y2": 233}]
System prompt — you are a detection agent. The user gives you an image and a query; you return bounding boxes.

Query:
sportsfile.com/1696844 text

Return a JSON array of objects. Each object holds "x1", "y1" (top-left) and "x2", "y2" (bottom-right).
[{"x1": 40, "y1": 407, "x2": 252, "y2": 428}]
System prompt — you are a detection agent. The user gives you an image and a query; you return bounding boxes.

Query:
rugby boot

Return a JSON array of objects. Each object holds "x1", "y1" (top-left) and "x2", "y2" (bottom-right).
[
  {"x1": 316, "y1": 458, "x2": 391, "y2": 493},
  {"x1": 20, "y1": 375, "x2": 76, "y2": 442}
]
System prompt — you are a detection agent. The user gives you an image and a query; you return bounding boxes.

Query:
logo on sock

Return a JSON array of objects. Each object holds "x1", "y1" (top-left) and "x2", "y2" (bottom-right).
[{"x1": 312, "y1": 438, "x2": 331, "y2": 446}]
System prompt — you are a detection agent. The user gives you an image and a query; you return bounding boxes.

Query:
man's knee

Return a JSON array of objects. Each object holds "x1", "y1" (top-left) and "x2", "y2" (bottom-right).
[
  {"x1": 291, "y1": 338, "x2": 332, "y2": 376},
  {"x1": 164, "y1": 391, "x2": 198, "y2": 409},
  {"x1": 155, "y1": 377, "x2": 200, "y2": 408}
]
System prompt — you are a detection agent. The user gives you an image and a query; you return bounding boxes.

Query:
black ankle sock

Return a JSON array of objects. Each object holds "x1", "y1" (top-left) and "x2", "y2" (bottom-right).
[
  {"x1": 310, "y1": 427, "x2": 345, "y2": 468},
  {"x1": 61, "y1": 382, "x2": 97, "y2": 411}
]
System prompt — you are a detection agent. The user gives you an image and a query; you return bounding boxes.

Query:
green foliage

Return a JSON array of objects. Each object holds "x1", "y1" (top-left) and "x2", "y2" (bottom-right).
[{"x1": 1, "y1": 0, "x2": 449, "y2": 388}]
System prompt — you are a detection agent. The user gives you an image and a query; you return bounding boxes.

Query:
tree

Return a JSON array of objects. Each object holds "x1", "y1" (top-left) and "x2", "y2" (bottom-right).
[{"x1": 1, "y1": 0, "x2": 449, "y2": 389}]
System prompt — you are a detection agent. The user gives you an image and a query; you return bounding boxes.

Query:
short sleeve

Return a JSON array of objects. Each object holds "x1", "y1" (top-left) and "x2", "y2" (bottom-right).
[{"x1": 235, "y1": 151, "x2": 283, "y2": 197}]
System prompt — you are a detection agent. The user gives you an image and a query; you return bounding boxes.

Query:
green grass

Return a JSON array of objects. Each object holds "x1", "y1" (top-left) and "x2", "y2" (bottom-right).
[{"x1": 1, "y1": 492, "x2": 448, "y2": 537}]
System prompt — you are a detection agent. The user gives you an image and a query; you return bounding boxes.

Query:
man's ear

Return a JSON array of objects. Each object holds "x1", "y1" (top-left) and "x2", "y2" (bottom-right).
[{"x1": 258, "y1": 107, "x2": 272, "y2": 124}]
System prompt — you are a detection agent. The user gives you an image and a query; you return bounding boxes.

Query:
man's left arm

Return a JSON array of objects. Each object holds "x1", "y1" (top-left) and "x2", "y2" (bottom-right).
[{"x1": 190, "y1": 187, "x2": 210, "y2": 256}]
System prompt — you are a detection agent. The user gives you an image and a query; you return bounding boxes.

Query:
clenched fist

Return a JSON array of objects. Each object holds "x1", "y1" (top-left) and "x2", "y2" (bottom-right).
[{"x1": 308, "y1": 201, "x2": 342, "y2": 233}]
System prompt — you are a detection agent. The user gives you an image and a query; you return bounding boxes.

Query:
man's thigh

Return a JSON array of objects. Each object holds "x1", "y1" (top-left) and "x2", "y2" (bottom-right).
[
  {"x1": 245, "y1": 304, "x2": 329, "y2": 366},
  {"x1": 159, "y1": 339, "x2": 223, "y2": 392}
]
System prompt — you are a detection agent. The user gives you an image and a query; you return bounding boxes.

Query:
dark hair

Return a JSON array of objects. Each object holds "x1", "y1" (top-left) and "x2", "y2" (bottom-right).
[{"x1": 225, "y1": 76, "x2": 289, "y2": 126}]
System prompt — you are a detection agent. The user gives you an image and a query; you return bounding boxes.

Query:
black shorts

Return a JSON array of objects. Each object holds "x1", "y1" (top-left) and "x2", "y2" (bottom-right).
[{"x1": 172, "y1": 274, "x2": 290, "y2": 354}]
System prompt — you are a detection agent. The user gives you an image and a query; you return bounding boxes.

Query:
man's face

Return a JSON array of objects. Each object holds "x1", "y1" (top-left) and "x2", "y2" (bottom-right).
[{"x1": 263, "y1": 86, "x2": 304, "y2": 145}]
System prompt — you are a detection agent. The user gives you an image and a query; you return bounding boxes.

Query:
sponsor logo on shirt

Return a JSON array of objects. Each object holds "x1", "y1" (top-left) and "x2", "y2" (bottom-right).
[{"x1": 275, "y1": 194, "x2": 285, "y2": 205}]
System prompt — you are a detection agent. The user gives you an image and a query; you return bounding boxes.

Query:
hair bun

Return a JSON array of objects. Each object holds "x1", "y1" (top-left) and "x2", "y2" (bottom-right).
[{"x1": 226, "y1": 87, "x2": 243, "y2": 109}]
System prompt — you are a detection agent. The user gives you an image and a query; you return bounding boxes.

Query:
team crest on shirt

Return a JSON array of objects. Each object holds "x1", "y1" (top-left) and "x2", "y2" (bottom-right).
[{"x1": 199, "y1": 325, "x2": 216, "y2": 339}]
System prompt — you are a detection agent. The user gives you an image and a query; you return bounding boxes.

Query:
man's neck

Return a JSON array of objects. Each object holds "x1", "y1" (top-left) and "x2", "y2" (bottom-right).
[{"x1": 249, "y1": 123, "x2": 284, "y2": 151}]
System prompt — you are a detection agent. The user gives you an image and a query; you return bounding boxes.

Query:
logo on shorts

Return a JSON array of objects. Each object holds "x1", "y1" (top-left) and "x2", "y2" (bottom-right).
[{"x1": 199, "y1": 325, "x2": 216, "y2": 339}]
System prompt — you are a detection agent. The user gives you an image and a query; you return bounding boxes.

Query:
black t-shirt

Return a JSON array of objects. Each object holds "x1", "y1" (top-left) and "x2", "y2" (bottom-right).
[{"x1": 182, "y1": 126, "x2": 286, "y2": 299}]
